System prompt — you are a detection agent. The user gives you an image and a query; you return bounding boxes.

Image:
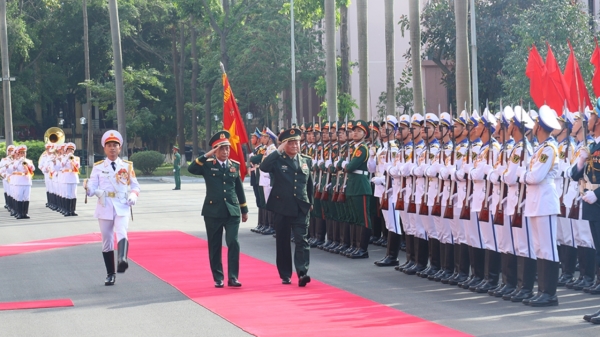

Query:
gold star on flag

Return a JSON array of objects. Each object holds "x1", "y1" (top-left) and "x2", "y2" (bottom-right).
[{"x1": 228, "y1": 122, "x2": 240, "y2": 154}]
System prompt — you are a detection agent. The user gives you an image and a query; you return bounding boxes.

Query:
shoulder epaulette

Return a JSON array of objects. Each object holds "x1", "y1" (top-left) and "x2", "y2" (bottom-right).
[
  {"x1": 230, "y1": 159, "x2": 240, "y2": 165},
  {"x1": 94, "y1": 160, "x2": 104, "y2": 166},
  {"x1": 301, "y1": 154, "x2": 312, "y2": 160}
]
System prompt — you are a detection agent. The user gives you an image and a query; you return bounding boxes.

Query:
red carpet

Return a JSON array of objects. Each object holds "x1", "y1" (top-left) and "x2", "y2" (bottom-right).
[
  {"x1": 128, "y1": 231, "x2": 471, "y2": 337},
  {"x1": 0, "y1": 233, "x2": 100, "y2": 257},
  {"x1": 0, "y1": 299, "x2": 74, "y2": 311}
]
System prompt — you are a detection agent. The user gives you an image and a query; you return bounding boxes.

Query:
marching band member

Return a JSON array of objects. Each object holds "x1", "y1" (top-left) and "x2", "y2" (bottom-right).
[
  {"x1": 59, "y1": 143, "x2": 81, "y2": 216},
  {"x1": 39, "y1": 143, "x2": 54, "y2": 209},
  {"x1": 1, "y1": 145, "x2": 15, "y2": 212},
  {"x1": 10, "y1": 145, "x2": 35, "y2": 219}
]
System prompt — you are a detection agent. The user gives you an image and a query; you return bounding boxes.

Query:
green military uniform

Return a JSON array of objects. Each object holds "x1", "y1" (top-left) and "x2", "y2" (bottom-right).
[
  {"x1": 260, "y1": 128, "x2": 314, "y2": 284},
  {"x1": 173, "y1": 146, "x2": 181, "y2": 190},
  {"x1": 188, "y1": 131, "x2": 248, "y2": 286}
]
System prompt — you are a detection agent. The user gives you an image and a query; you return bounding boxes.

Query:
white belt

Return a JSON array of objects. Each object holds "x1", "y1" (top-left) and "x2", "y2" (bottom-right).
[
  {"x1": 352, "y1": 170, "x2": 369, "y2": 176},
  {"x1": 106, "y1": 191, "x2": 126, "y2": 198}
]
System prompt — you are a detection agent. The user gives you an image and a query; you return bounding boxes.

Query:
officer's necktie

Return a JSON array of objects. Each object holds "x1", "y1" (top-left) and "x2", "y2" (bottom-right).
[
  {"x1": 294, "y1": 156, "x2": 299, "y2": 169},
  {"x1": 222, "y1": 163, "x2": 226, "y2": 170},
  {"x1": 111, "y1": 162, "x2": 116, "y2": 171}
]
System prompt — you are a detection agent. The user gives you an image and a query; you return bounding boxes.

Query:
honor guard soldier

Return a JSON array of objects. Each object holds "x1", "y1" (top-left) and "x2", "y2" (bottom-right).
[
  {"x1": 249, "y1": 128, "x2": 265, "y2": 233},
  {"x1": 576, "y1": 101, "x2": 600, "y2": 323},
  {"x1": 59, "y1": 143, "x2": 80, "y2": 216},
  {"x1": 188, "y1": 130, "x2": 248, "y2": 288},
  {"x1": 367, "y1": 121, "x2": 385, "y2": 247},
  {"x1": 427, "y1": 112, "x2": 455, "y2": 281},
  {"x1": 84, "y1": 130, "x2": 140, "y2": 286},
  {"x1": 516, "y1": 105, "x2": 561, "y2": 307},
  {"x1": 0, "y1": 145, "x2": 15, "y2": 211},
  {"x1": 344, "y1": 120, "x2": 373, "y2": 259},
  {"x1": 258, "y1": 127, "x2": 278, "y2": 236},
  {"x1": 317, "y1": 121, "x2": 334, "y2": 249},
  {"x1": 487, "y1": 108, "x2": 517, "y2": 298},
  {"x1": 391, "y1": 115, "x2": 415, "y2": 271},
  {"x1": 329, "y1": 121, "x2": 351, "y2": 254},
  {"x1": 373, "y1": 116, "x2": 402, "y2": 267},
  {"x1": 311, "y1": 123, "x2": 326, "y2": 247},
  {"x1": 565, "y1": 111, "x2": 597, "y2": 292},
  {"x1": 9, "y1": 145, "x2": 35, "y2": 219},
  {"x1": 38, "y1": 143, "x2": 53, "y2": 209},
  {"x1": 260, "y1": 127, "x2": 313, "y2": 286},
  {"x1": 51, "y1": 144, "x2": 65, "y2": 214},
  {"x1": 413, "y1": 113, "x2": 442, "y2": 278},
  {"x1": 467, "y1": 109, "x2": 501, "y2": 293},
  {"x1": 439, "y1": 110, "x2": 471, "y2": 285}
]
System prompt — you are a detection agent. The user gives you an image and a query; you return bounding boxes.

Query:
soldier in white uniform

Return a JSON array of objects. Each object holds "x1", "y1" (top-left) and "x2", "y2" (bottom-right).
[
  {"x1": 51, "y1": 144, "x2": 65, "y2": 214},
  {"x1": 427, "y1": 112, "x2": 455, "y2": 282},
  {"x1": 454, "y1": 111, "x2": 484, "y2": 289},
  {"x1": 259, "y1": 127, "x2": 278, "y2": 236},
  {"x1": 488, "y1": 108, "x2": 516, "y2": 298},
  {"x1": 439, "y1": 111, "x2": 471, "y2": 285},
  {"x1": 84, "y1": 130, "x2": 141, "y2": 286},
  {"x1": 10, "y1": 145, "x2": 35, "y2": 219},
  {"x1": 517, "y1": 105, "x2": 561, "y2": 307},
  {"x1": 468, "y1": 109, "x2": 501, "y2": 293},
  {"x1": 0, "y1": 145, "x2": 15, "y2": 212},
  {"x1": 59, "y1": 143, "x2": 81, "y2": 216},
  {"x1": 39, "y1": 143, "x2": 54, "y2": 209}
]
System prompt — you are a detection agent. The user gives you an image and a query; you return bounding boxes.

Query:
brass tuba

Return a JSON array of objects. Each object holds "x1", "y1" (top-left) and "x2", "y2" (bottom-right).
[{"x1": 44, "y1": 127, "x2": 65, "y2": 145}]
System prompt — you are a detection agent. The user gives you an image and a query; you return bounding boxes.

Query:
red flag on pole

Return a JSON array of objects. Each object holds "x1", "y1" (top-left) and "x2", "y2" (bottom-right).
[
  {"x1": 525, "y1": 45, "x2": 546, "y2": 108},
  {"x1": 544, "y1": 42, "x2": 570, "y2": 116},
  {"x1": 590, "y1": 38, "x2": 600, "y2": 98},
  {"x1": 222, "y1": 72, "x2": 249, "y2": 181},
  {"x1": 564, "y1": 41, "x2": 592, "y2": 112}
]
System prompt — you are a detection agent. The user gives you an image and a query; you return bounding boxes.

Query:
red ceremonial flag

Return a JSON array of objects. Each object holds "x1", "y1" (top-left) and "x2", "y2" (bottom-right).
[
  {"x1": 222, "y1": 72, "x2": 249, "y2": 181},
  {"x1": 525, "y1": 45, "x2": 546, "y2": 108},
  {"x1": 590, "y1": 38, "x2": 600, "y2": 98},
  {"x1": 544, "y1": 42, "x2": 570, "y2": 116},
  {"x1": 564, "y1": 41, "x2": 592, "y2": 112}
]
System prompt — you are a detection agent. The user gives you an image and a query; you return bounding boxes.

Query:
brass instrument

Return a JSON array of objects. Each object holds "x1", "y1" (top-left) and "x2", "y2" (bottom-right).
[{"x1": 44, "y1": 127, "x2": 65, "y2": 145}]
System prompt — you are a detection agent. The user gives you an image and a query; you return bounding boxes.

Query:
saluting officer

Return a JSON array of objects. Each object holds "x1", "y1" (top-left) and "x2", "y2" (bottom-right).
[
  {"x1": 188, "y1": 130, "x2": 248, "y2": 288},
  {"x1": 260, "y1": 127, "x2": 314, "y2": 286},
  {"x1": 84, "y1": 130, "x2": 141, "y2": 286}
]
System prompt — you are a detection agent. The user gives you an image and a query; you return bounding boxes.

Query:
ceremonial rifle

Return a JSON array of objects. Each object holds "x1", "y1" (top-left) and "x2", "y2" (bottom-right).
[
  {"x1": 432, "y1": 104, "x2": 444, "y2": 217},
  {"x1": 320, "y1": 121, "x2": 333, "y2": 201},
  {"x1": 314, "y1": 116, "x2": 323, "y2": 199},
  {"x1": 568, "y1": 112, "x2": 587, "y2": 219},
  {"x1": 407, "y1": 122, "x2": 418, "y2": 214},
  {"x1": 337, "y1": 116, "x2": 352, "y2": 203},
  {"x1": 459, "y1": 105, "x2": 473, "y2": 220},
  {"x1": 395, "y1": 123, "x2": 407, "y2": 211},
  {"x1": 380, "y1": 123, "x2": 392, "y2": 211},
  {"x1": 512, "y1": 103, "x2": 527, "y2": 228},
  {"x1": 443, "y1": 105, "x2": 457, "y2": 219},
  {"x1": 479, "y1": 101, "x2": 493, "y2": 222},
  {"x1": 493, "y1": 100, "x2": 508, "y2": 225},
  {"x1": 419, "y1": 122, "x2": 431, "y2": 216},
  {"x1": 559, "y1": 103, "x2": 571, "y2": 218},
  {"x1": 332, "y1": 115, "x2": 346, "y2": 202}
]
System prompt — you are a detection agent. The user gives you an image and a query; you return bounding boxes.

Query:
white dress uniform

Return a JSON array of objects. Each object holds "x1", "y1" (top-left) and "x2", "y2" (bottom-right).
[
  {"x1": 369, "y1": 141, "x2": 400, "y2": 233},
  {"x1": 59, "y1": 147, "x2": 81, "y2": 199},
  {"x1": 405, "y1": 138, "x2": 426, "y2": 240},
  {"x1": 9, "y1": 145, "x2": 35, "y2": 219},
  {"x1": 555, "y1": 136, "x2": 576, "y2": 248},
  {"x1": 428, "y1": 139, "x2": 454, "y2": 245},
  {"x1": 0, "y1": 147, "x2": 15, "y2": 209},
  {"x1": 38, "y1": 146, "x2": 53, "y2": 203},
  {"x1": 488, "y1": 138, "x2": 515, "y2": 255}
]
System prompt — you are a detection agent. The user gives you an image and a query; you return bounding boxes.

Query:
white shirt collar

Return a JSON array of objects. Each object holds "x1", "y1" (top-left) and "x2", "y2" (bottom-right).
[{"x1": 594, "y1": 135, "x2": 600, "y2": 144}]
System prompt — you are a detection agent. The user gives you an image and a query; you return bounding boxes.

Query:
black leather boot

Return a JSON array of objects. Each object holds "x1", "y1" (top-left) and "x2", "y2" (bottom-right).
[
  {"x1": 375, "y1": 232, "x2": 400, "y2": 266},
  {"x1": 103, "y1": 251, "x2": 116, "y2": 285},
  {"x1": 511, "y1": 257, "x2": 537, "y2": 302},
  {"x1": 450, "y1": 243, "x2": 471, "y2": 286},
  {"x1": 462, "y1": 247, "x2": 484, "y2": 289},
  {"x1": 117, "y1": 239, "x2": 129, "y2": 273},
  {"x1": 70, "y1": 198, "x2": 78, "y2": 216},
  {"x1": 557, "y1": 245, "x2": 576, "y2": 286},
  {"x1": 473, "y1": 250, "x2": 501, "y2": 293},
  {"x1": 405, "y1": 237, "x2": 428, "y2": 275},
  {"x1": 439, "y1": 243, "x2": 456, "y2": 283},
  {"x1": 492, "y1": 253, "x2": 517, "y2": 297},
  {"x1": 427, "y1": 240, "x2": 443, "y2": 280},
  {"x1": 397, "y1": 234, "x2": 415, "y2": 271},
  {"x1": 529, "y1": 260, "x2": 559, "y2": 307},
  {"x1": 524, "y1": 259, "x2": 545, "y2": 305},
  {"x1": 574, "y1": 247, "x2": 596, "y2": 291},
  {"x1": 4, "y1": 192, "x2": 8, "y2": 209},
  {"x1": 21, "y1": 201, "x2": 30, "y2": 219}
]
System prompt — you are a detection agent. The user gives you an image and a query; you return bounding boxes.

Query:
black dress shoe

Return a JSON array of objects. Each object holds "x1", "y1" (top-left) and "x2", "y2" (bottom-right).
[
  {"x1": 374, "y1": 256, "x2": 399, "y2": 267},
  {"x1": 588, "y1": 283, "x2": 600, "y2": 295},
  {"x1": 591, "y1": 315, "x2": 600, "y2": 324},
  {"x1": 522, "y1": 292, "x2": 542, "y2": 305},
  {"x1": 557, "y1": 273, "x2": 574, "y2": 287},
  {"x1": 105, "y1": 273, "x2": 116, "y2": 286},
  {"x1": 404, "y1": 264, "x2": 426, "y2": 275},
  {"x1": 428, "y1": 269, "x2": 444, "y2": 281},
  {"x1": 172, "y1": 188, "x2": 180, "y2": 190},
  {"x1": 398, "y1": 261, "x2": 415, "y2": 272},
  {"x1": 298, "y1": 275, "x2": 311, "y2": 287},
  {"x1": 565, "y1": 276, "x2": 583, "y2": 289},
  {"x1": 228, "y1": 278, "x2": 242, "y2": 287},
  {"x1": 282, "y1": 278, "x2": 292, "y2": 285},
  {"x1": 441, "y1": 272, "x2": 458, "y2": 284},
  {"x1": 215, "y1": 280, "x2": 224, "y2": 288},
  {"x1": 528, "y1": 293, "x2": 558, "y2": 307},
  {"x1": 472, "y1": 280, "x2": 499, "y2": 293},
  {"x1": 502, "y1": 287, "x2": 520, "y2": 301},
  {"x1": 448, "y1": 274, "x2": 468, "y2": 286},
  {"x1": 349, "y1": 249, "x2": 369, "y2": 259},
  {"x1": 433, "y1": 270, "x2": 454, "y2": 282},
  {"x1": 491, "y1": 284, "x2": 516, "y2": 298},
  {"x1": 573, "y1": 279, "x2": 594, "y2": 291},
  {"x1": 262, "y1": 227, "x2": 276, "y2": 235},
  {"x1": 510, "y1": 289, "x2": 534, "y2": 302},
  {"x1": 462, "y1": 277, "x2": 483, "y2": 290},
  {"x1": 584, "y1": 309, "x2": 600, "y2": 322}
]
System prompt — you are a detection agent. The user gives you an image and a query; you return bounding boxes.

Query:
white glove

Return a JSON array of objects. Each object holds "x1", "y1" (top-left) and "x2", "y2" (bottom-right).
[
  {"x1": 325, "y1": 159, "x2": 332, "y2": 168},
  {"x1": 342, "y1": 160, "x2": 348, "y2": 169},
  {"x1": 370, "y1": 176, "x2": 385, "y2": 185},
  {"x1": 463, "y1": 163, "x2": 473, "y2": 173},
  {"x1": 317, "y1": 159, "x2": 324, "y2": 166},
  {"x1": 447, "y1": 165, "x2": 457, "y2": 179},
  {"x1": 127, "y1": 193, "x2": 138, "y2": 206},
  {"x1": 369, "y1": 148, "x2": 376, "y2": 157},
  {"x1": 413, "y1": 165, "x2": 424, "y2": 177},
  {"x1": 516, "y1": 167, "x2": 526, "y2": 181},
  {"x1": 384, "y1": 162, "x2": 392, "y2": 171},
  {"x1": 401, "y1": 164, "x2": 412, "y2": 176},
  {"x1": 483, "y1": 164, "x2": 493, "y2": 176},
  {"x1": 578, "y1": 150, "x2": 589, "y2": 170},
  {"x1": 439, "y1": 167, "x2": 448, "y2": 179},
  {"x1": 583, "y1": 190, "x2": 598, "y2": 204}
]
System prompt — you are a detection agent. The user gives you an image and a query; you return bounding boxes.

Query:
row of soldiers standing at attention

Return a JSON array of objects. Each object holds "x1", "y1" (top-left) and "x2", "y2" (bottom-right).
[
  {"x1": 0, "y1": 142, "x2": 81, "y2": 219},
  {"x1": 247, "y1": 99, "x2": 600, "y2": 319}
]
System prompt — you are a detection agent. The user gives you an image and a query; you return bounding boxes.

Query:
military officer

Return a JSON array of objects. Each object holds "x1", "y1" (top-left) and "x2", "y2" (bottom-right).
[
  {"x1": 172, "y1": 145, "x2": 181, "y2": 190},
  {"x1": 260, "y1": 127, "x2": 313, "y2": 286},
  {"x1": 517, "y1": 105, "x2": 561, "y2": 307},
  {"x1": 84, "y1": 130, "x2": 141, "y2": 286},
  {"x1": 249, "y1": 128, "x2": 266, "y2": 233},
  {"x1": 258, "y1": 127, "x2": 278, "y2": 236},
  {"x1": 188, "y1": 130, "x2": 248, "y2": 288}
]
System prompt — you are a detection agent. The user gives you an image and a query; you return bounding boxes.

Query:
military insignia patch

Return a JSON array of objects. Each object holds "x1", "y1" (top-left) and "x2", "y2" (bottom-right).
[
  {"x1": 230, "y1": 167, "x2": 236, "y2": 172},
  {"x1": 456, "y1": 153, "x2": 463, "y2": 159},
  {"x1": 559, "y1": 152, "x2": 566, "y2": 160},
  {"x1": 539, "y1": 154, "x2": 548, "y2": 163},
  {"x1": 472, "y1": 153, "x2": 477, "y2": 160},
  {"x1": 355, "y1": 150, "x2": 362, "y2": 157},
  {"x1": 302, "y1": 163, "x2": 308, "y2": 169},
  {"x1": 511, "y1": 155, "x2": 520, "y2": 164},
  {"x1": 429, "y1": 153, "x2": 435, "y2": 160}
]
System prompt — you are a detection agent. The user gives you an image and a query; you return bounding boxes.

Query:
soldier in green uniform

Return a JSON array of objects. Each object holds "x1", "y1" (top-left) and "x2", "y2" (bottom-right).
[
  {"x1": 260, "y1": 127, "x2": 314, "y2": 286},
  {"x1": 172, "y1": 146, "x2": 181, "y2": 190},
  {"x1": 188, "y1": 131, "x2": 249, "y2": 288},
  {"x1": 344, "y1": 120, "x2": 373, "y2": 259}
]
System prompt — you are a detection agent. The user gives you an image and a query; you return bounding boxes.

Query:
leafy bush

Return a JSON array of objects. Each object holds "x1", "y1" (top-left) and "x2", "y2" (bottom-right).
[
  {"x1": 0, "y1": 140, "x2": 45, "y2": 176},
  {"x1": 130, "y1": 150, "x2": 164, "y2": 175}
]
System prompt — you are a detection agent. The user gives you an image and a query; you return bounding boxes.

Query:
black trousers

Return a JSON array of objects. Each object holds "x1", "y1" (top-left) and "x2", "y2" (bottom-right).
[
  {"x1": 589, "y1": 221, "x2": 600, "y2": 268},
  {"x1": 273, "y1": 212, "x2": 310, "y2": 279}
]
